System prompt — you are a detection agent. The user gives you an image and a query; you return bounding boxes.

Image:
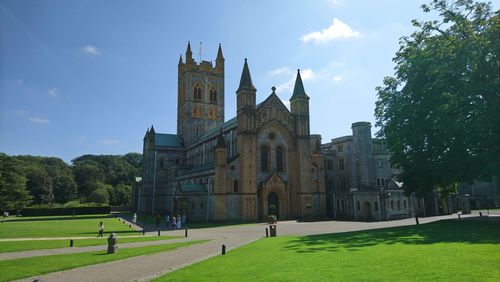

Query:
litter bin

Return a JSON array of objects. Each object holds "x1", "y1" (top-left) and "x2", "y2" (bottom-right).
[{"x1": 269, "y1": 225, "x2": 277, "y2": 237}]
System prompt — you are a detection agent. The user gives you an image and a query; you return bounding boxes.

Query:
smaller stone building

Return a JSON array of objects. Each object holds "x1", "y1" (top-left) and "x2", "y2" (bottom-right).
[{"x1": 322, "y1": 122, "x2": 438, "y2": 221}]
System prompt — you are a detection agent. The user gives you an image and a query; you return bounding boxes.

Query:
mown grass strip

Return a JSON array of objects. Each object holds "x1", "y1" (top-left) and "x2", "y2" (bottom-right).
[{"x1": 0, "y1": 240, "x2": 207, "y2": 282}]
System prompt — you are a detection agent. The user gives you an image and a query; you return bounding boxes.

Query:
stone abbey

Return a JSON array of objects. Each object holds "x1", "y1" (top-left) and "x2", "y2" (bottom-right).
[
  {"x1": 135, "y1": 42, "x2": 426, "y2": 222},
  {"x1": 137, "y1": 42, "x2": 326, "y2": 221}
]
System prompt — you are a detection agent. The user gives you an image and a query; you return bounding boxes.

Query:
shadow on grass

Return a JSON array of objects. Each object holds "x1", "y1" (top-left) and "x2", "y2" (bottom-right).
[
  {"x1": 3, "y1": 215, "x2": 112, "y2": 223},
  {"x1": 282, "y1": 218, "x2": 500, "y2": 253}
]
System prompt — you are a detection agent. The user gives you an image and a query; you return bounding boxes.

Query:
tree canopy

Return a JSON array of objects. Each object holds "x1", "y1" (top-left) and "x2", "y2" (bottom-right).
[
  {"x1": 375, "y1": 0, "x2": 499, "y2": 196},
  {"x1": 0, "y1": 152, "x2": 142, "y2": 209}
]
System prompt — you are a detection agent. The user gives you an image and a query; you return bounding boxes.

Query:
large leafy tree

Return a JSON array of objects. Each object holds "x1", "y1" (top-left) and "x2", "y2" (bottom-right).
[
  {"x1": 0, "y1": 154, "x2": 32, "y2": 210},
  {"x1": 375, "y1": 0, "x2": 499, "y2": 197},
  {"x1": 26, "y1": 167, "x2": 54, "y2": 205}
]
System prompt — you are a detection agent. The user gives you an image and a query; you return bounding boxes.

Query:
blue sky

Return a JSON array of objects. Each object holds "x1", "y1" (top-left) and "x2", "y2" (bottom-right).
[{"x1": 2, "y1": 0, "x2": 494, "y2": 163}]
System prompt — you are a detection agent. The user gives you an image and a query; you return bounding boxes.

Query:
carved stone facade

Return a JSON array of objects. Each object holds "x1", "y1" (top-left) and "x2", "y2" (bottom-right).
[{"x1": 137, "y1": 43, "x2": 326, "y2": 221}]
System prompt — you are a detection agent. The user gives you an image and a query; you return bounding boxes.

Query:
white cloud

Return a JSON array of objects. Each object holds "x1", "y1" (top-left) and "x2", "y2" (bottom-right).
[
  {"x1": 270, "y1": 67, "x2": 293, "y2": 77},
  {"x1": 48, "y1": 88, "x2": 58, "y2": 97},
  {"x1": 333, "y1": 75, "x2": 343, "y2": 82},
  {"x1": 16, "y1": 110, "x2": 27, "y2": 116},
  {"x1": 16, "y1": 79, "x2": 24, "y2": 85},
  {"x1": 29, "y1": 117, "x2": 50, "y2": 124},
  {"x1": 100, "y1": 139, "x2": 120, "y2": 145},
  {"x1": 81, "y1": 45, "x2": 100, "y2": 55},
  {"x1": 300, "y1": 18, "x2": 361, "y2": 43}
]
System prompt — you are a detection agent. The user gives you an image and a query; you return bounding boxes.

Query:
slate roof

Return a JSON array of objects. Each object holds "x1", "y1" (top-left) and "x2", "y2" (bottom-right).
[
  {"x1": 196, "y1": 117, "x2": 237, "y2": 143},
  {"x1": 179, "y1": 183, "x2": 206, "y2": 193},
  {"x1": 155, "y1": 133, "x2": 183, "y2": 147}
]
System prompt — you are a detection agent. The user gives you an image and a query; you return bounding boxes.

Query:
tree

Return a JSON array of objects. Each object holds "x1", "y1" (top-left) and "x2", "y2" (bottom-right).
[
  {"x1": 53, "y1": 174, "x2": 78, "y2": 203},
  {"x1": 26, "y1": 168, "x2": 54, "y2": 205},
  {"x1": 87, "y1": 183, "x2": 111, "y2": 204},
  {"x1": 73, "y1": 160, "x2": 104, "y2": 198},
  {"x1": 109, "y1": 184, "x2": 132, "y2": 206},
  {"x1": 375, "y1": 0, "x2": 499, "y2": 196},
  {"x1": 0, "y1": 154, "x2": 32, "y2": 210}
]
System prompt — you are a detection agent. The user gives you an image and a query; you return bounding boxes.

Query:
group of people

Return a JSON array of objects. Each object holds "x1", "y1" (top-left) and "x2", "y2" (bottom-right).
[{"x1": 165, "y1": 214, "x2": 186, "y2": 230}]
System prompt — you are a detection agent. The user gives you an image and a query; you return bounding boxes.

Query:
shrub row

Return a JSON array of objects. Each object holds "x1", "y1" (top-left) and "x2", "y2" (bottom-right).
[{"x1": 13, "y1": 206, "x2": 110, "y2": 216}]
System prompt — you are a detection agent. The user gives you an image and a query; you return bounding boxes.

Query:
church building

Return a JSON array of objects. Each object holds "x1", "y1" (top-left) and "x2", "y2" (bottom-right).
[{"x1": 136, "y1": 42, "x2": 327, "y2": 221}]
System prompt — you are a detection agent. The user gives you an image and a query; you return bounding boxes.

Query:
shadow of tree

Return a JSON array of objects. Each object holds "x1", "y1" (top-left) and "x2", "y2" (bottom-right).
[
  {"x1": 4, "y1": 215, "x2": 112, "y2": 223},
  {"x1": 282, "y1": 218, "x2": 500, "y2": 253}
]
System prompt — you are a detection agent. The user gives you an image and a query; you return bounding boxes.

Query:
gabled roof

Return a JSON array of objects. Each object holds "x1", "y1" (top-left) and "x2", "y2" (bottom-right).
[
  {"x1": 155, "y1": 134, "x2": 183, "y2": 147},
  {"x1": 257, "y1": 89, "x2": 290, "y2": 113}
]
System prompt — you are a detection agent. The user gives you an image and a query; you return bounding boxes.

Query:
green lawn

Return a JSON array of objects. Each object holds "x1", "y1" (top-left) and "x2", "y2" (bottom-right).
[
  {"x1": 156, "y1": 219, "x2": 500, "y2": 281},
  {"x1": 0, "y1": 240, "x2": 207, "y2": 282},
  {"x1": 0, "y1": 214, "x2": 139, "y2": 238},
  {"x1": 0, "y1": 235, "x2": 180, "y2": 253}
]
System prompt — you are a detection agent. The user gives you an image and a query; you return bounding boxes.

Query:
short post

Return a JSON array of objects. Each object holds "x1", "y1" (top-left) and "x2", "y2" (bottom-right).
[
  {"x1": 157, "y1": 228, "x2": 161, "y2": 236},
  {"x1": 129, "y1": 224, "x2": 131, "y2": 228},
  {"x1": 107, "y1": 233, "x2": 118, "y2": 254},
  {"x1": 70, "y1": 239, "x2": 74, "y2": 247},
  {"x1": 458, "y1": 213, "x2": 461, "y2": 220},
  {"x1": 265, "y1": 228, "x2": 269, "y2": 238},
  {"x1": 185, "y1": 228, "x2": 188, "y2": 237},
  {"x1": 415, "y1": 216, "x2": 419, "y2": 225},
  {"x1": 479, "y1": 212, "x2": 483, "y2": 217},
  {"x1": 221, "y1": 244, "x2": 226, "y2": 255},
  {"x1": 142, "y1": 229, "x2": 145, "y2": 235}
]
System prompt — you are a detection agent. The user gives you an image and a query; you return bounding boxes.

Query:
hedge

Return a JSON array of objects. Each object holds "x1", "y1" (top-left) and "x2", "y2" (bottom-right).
[{"x1": 15, "y1": 206, "x2": 110, "y2": 217}]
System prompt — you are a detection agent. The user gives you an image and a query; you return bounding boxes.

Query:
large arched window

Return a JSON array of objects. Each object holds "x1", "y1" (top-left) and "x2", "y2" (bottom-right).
[
  {"x1": 276, "y1": 146, "x2": 284, "y2": 172},
  {"x1": 261, "y1": 146, "x2": 269, "y2": 172},
  {"x1": 209, "y1": 88, "x2": 217, "y2": 102}
]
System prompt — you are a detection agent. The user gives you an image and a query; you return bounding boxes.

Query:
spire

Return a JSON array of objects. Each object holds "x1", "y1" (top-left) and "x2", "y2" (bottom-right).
[
  {"x1": 185, "y1": 41, "x2": 193, "y2": 61},
  {"x1": 290, "y1": 69, "x2": 309, "y2": 100},
  {"x1": 215, "y1": 129, "x2": 226, "y2": 148},
  {"x1": 237, "y1": 58, "x2": 256, "y2": 92},
  {"x1": 216, "y1": 43, "x2": 224, "y2": 60},
  {"x1": 150, "y1": 125, "x2": 155, "y2": 134},
  {"x1": 178, "y1": 54, "x2": 183, "y2": 65}
]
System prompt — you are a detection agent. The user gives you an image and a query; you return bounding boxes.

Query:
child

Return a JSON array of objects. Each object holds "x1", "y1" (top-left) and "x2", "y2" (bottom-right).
[{"x1": 98, "y1": 221, "x2": 104, "y2": 238}]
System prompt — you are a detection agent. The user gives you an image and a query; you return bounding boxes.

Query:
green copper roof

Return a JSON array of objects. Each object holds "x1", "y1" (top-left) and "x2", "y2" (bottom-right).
[
  {"x1": 180, "y1": 183, "x2": 206, "y2": 193},
  {"x1": 290, "y1": 69, "x2": 309, "y2": 100},
  {"x1": 155, "y1": 134, "x2": 183, "y2": 147},
  {"x1": 237, "y1": 58, "x2": 256, "y2": 92}
]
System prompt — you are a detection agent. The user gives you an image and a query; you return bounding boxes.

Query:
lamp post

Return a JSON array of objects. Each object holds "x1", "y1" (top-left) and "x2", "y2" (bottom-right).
[{"x1": 151, "y1": 150, "x2": 157, "y2": 215}]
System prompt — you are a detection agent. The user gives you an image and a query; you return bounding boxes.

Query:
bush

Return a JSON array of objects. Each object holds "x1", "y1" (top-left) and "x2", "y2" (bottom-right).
[{"x1": 20, "y1": 205, "x2": 110, "y2": 216}]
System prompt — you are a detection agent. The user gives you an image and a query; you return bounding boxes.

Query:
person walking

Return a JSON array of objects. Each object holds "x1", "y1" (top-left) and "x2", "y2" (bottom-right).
[{"x1": 98, "y1": 221, "x2": 104, "y2": 238}]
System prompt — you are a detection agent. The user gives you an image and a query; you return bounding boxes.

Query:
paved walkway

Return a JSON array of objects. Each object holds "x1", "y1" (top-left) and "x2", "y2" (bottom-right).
[{"x1": 11, "y1": 212, "x2": 492, "y2": 282}]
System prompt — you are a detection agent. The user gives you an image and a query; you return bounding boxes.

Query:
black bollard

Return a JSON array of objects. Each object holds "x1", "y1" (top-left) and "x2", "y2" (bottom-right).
[
  {"x1": 142, "y1": 229, "x2": 145, "y2": 235},
  {"x1": 479, "y1": 212, "x2": 483, "y2": 217},
  {"x1": 458, "y1": 214, "x2": 461, "y2": 220},
  {"x1": 415, "y1": 216, "x2": 420, "y2": 225},
  {"x1": 265, "y1": 228, "x2": 269, "y2": 238},
  {"x1": 222, "y1": 244, "x2": 226, "y2": 255},
  {"x1": 129, "y1": 224, "x2": 131, "y2": 228},
  {"x1": 185, "y1": 228, "x2": 188, "y2": 237},
  {"x1": 70, "y1": 239, "x2": 74, "y2": 247},
  {"x1": 157, "y1": 228, "x2": 161, "y2": 236}
]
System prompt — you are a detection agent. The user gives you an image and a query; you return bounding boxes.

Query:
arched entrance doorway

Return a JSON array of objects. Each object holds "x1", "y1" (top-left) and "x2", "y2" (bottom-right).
[
  {"x1": 268, "y1": 192, "x2": 279, "y2": 218},
  {"x1": 364, "y1": 201, "x2": 372, "y2": 220}
]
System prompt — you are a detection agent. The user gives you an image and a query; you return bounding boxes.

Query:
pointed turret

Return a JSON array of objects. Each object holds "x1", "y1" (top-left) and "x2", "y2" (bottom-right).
[
  {"x1": 185, "y1": 41, "x2": 193, "y2": 64},
  {"x1": 178, "y1": 54, "x2": 183, "y2": 65},
  {"x1": 237, "y1": 58, "x2": 256, "y2": 92},
  {"x1": 216, "y1": 43, "x2": 224, "y2": 60},
  {"x1": 215, "y1": 129, "x2": 226, "y2": 149},
  {"x1": 150, "y1": 125, "x2": 155, "y2": 134},
  {"x1": 290, "y1": 69, "x2": 309, "y2": 100},
  {"x1": 216, "y1": 43, "x2": 224, "y2": 74}
]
